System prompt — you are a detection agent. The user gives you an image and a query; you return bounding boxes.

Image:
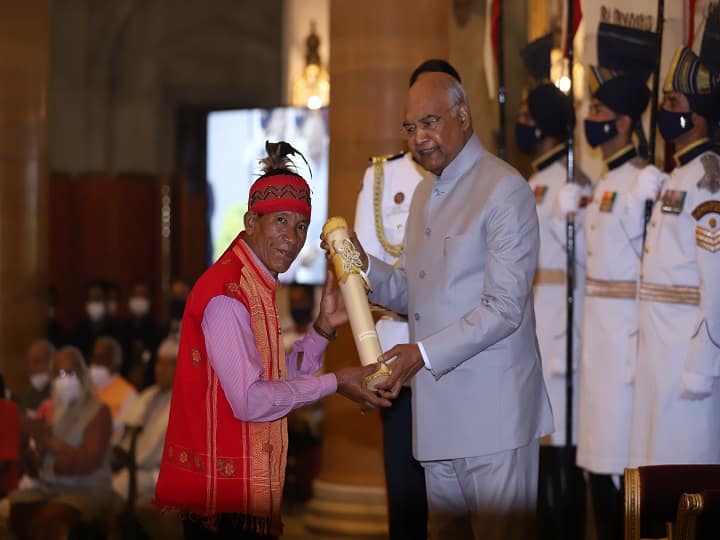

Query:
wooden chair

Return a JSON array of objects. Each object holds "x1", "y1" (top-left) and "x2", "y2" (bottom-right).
[
  {"x1": 109, "y1": 424, "x2": 143, "y2": 540},
  {"x1": 624, "y1": 465, "x2": 720, "y2": 540},
  {"x1": 673, "y1": 493, "x2": 703, "y2": 540},
  {"x1": 674, "y1": 489, "x2": 720, "y2": 540}
]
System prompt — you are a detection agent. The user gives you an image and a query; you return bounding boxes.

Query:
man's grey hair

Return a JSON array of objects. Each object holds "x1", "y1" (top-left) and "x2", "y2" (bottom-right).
[
  {"x1": 447, "y1": 77, "x2": 468, "y2": 108},
  {"x1": 96, "y1": 336, "x2": 123, "y2": 371}
]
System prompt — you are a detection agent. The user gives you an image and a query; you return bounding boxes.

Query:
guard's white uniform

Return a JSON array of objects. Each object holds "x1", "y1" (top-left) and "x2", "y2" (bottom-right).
[
  {"x1": 354, "y1": 152, "x2": 431, "y2": 350},
  {"x1": 529, "y1": 145, "x2": 591, "y2": 447},
  {"x1": 576, "y1": 147, "x2": 649, "y2": 475},
  {"x1": 629, "y1": 143, "x2": 720, "y2": 466}
]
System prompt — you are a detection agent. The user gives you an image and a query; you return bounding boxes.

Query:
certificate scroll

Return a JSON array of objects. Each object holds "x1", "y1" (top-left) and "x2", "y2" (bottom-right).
[{"x1": 322, "y1": 216, "x2": 390, "y2": 391}]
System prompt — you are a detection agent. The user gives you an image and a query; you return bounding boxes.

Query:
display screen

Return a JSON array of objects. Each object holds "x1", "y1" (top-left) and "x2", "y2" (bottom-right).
[{"x1": 207, "y1": 107, "x2": 329, "y2": 284}]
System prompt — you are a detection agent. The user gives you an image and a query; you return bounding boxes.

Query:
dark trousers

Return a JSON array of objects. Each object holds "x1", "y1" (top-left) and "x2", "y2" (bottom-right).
[
  {"x1": 588, "y1": 472, "x2": 624, "y2": 540},
  {"x1": 380, "y1": 386, "x2": 428, "y2": 540},
  {"x1": 537, "y1": 445, "x2": 586, "y2": 540},
  {"x1": 182, "y1": 515, "x2": 276, "y2": 540}
]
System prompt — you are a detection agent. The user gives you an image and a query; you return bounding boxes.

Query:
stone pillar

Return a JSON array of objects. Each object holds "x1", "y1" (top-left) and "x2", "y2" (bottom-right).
[
  {"x1": 0, "y1": 1, "x2": 50, "y2": 391},
  {"x1": 527, "y1": 0, "x2": 551, "y2": 41},
  {"x1": 305, "y1": 1, "x2": 448, "y2": 536}
]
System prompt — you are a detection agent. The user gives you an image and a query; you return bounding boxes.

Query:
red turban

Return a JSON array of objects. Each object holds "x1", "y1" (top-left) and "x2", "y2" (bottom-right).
[{"x1": 247, "y1": 173, "x2": 312, "y2": 220}]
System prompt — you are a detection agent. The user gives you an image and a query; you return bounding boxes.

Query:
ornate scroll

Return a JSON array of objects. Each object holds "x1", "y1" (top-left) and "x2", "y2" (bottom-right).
[{"x1": 323, "y1": 216, "x2": 390, "y2": 390}]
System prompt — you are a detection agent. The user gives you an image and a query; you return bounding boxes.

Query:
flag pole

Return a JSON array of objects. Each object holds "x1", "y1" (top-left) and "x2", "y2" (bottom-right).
[
  {"x1": 643, "y1": 0, "x2": 665, "y2": 246},
  {"x1": 564, "y1": 0, "x2": 576, "y2": 458},
  {"x1": 648, "y1": 0, "x2": 665, "y2": 165},
  {"x1": 563, "y1": 2, "x2": 579, "y2": 531},
  {"x1": 497, "y1": 0, "x2": 506, "y2": 159}
]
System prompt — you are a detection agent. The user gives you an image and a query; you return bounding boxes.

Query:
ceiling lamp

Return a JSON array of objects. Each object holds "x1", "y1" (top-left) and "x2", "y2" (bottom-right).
[{"x1": 292, "y1": 21, "x2": 330, "y2": 110}]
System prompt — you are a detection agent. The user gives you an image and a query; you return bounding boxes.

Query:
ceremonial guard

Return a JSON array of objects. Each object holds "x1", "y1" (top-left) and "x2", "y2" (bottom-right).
[
  {"x1": 629, "y1": 9, "x2": 720, "y2": 468},
  {"x1": 558, "y1": 23, "x2": 663, "y2": 540},
  {"x1": 354, "y1": 150, "x2": 432, "y2": 540},
  {"x1": 515, "y1": 33, "x2": 589, "y2": 540}
]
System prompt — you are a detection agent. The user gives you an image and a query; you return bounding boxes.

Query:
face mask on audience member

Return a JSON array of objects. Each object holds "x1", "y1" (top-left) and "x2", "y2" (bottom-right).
[
  {"x1": 128, "y1": 296, "x2": 150, "y2": 317},
  {"x1": 52, "y1": 375, "x2": 82, "y2": 404},
  {"x1": 86, "y1": 301, "x2": 106, "y2": 322},
  {"x1": 29, "y1": 372, "x2": 50, "y2": 391},
  {"x1": 89, "y1": 364, "x2": 112, "y2": 388}
]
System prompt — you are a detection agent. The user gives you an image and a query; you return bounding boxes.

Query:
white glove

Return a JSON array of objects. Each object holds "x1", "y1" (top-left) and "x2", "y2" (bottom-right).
[
  {"x1": 557, "y1": 183, "x2": 582, "y2": 214},
  {"x1": 678, "y1": 370, "x2": 715, "y2": 401},
  {"x1": 632, "y1": 165, "x2": 668, "y2": 202}
]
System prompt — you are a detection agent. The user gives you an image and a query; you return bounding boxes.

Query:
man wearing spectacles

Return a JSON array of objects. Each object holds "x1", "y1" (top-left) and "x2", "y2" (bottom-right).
[
  {"x1": 353, "y1": 69, "x2": 553, "y2": 540},
  {"x1": 355, "y1": 59, "x2": 461, "y2": 540}
]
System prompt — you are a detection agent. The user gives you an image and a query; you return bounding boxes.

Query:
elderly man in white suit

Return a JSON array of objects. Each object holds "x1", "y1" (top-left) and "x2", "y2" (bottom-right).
[
  {"x1": 354, "y1": 71, "x2": 553, "y2": 540},
  {"x1": 112, "y1": 338, "x2": 177, "y2": 502}
]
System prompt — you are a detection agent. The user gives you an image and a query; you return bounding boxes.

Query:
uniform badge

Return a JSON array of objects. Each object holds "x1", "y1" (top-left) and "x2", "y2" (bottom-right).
[
  {"x1": 599, "y1": 191, "x2": 617, "y2": 213},
  {"x1": 394, "y1": 191, "x2": 405, "y2": 204},
  {"x1": 534, "y1": 185, "x2": 548, "y2": 204},
  {"x1": 695, "y1": 225, "x2": 720, "y2": 252},
  {"x1": 697, "y1": 154, "x2": 720, "y2": 194},
  {"x1": 660, "y1": 189, "x2": 687, "y2": 214},
  {"x1": 692, "y1": 200, "x2": 720, "y2": 252}
]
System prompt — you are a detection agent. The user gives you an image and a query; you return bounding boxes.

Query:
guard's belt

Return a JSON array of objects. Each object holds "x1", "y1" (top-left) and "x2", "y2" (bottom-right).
[
  {"x1": 533, "y1": 268, "x2": 566, "y2": 286},
  {"x1": 639, "y1": 281, "x2": 700, "y2": 306},
  {"x1": 586, "y1": 277, "x2": 637, "y2": 299}
]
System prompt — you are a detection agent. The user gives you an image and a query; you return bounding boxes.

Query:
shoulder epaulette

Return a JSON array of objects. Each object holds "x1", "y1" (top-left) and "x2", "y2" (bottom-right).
[{"x1": 369, "y1": 151, "x2": 406, "y2": 164}]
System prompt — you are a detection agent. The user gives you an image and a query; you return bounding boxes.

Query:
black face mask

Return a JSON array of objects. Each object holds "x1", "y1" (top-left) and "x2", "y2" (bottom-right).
[
  {"x1": 290, "y1": 308, "x2": 313, "y2": 327},
  {"x1": 584, "y1": 118, "x2": 618, "y2": 148},
  {"x1": 658, "y1": 108, "x2": 694, "y2": 142},
  {"x1": 169, "y1": 299, "x2": 186, "y2": 320},
  {"x1": 515, "y1": 123, "x2": 542, "y2": 154}
]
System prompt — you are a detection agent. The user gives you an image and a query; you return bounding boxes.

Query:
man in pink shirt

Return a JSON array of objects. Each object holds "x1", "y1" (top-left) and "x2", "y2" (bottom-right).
[{"x1": 156, "y1": 141, "x2": 390, "y2": 539}]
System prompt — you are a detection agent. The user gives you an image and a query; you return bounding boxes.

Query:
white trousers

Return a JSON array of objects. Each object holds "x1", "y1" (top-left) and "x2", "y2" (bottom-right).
[{"x1": 422, "y1": 439, "x2": 539, "y2": 540}]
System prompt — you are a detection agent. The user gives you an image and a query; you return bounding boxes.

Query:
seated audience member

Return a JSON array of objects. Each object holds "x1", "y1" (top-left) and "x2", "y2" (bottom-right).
[
  {"x1": 120, "y1": 280, "x2": 161, "y2": 389},
  {"x1": 113, "y1": 338, "x2": 181, "y2": 539},
  {"x1": 112, "y1": 338, "x2": 177, "y2": 503},
  {"x1": 14, "y1": 340, "x2": 55, "y2": 415},
  {"x1": 89, "y1": 337, "x2": 137, "y2": 439},
  {"x1": 0, "y1": 374, "x2": 21, "y2": 497},
  {"x1": 14, "y1": 340, "x2": 55, "y2": 485},
  {"x1": 70, "y1": 281, "x2": 121, "y2": 359},
  {"x1": 9, "y1": 347, "x2": 117, "y2": 540}
]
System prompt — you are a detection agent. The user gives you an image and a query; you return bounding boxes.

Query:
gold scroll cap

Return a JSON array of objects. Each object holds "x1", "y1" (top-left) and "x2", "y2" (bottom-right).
[{"x1": 322, "y1": 216, "x2": 348, "y2": 237}]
